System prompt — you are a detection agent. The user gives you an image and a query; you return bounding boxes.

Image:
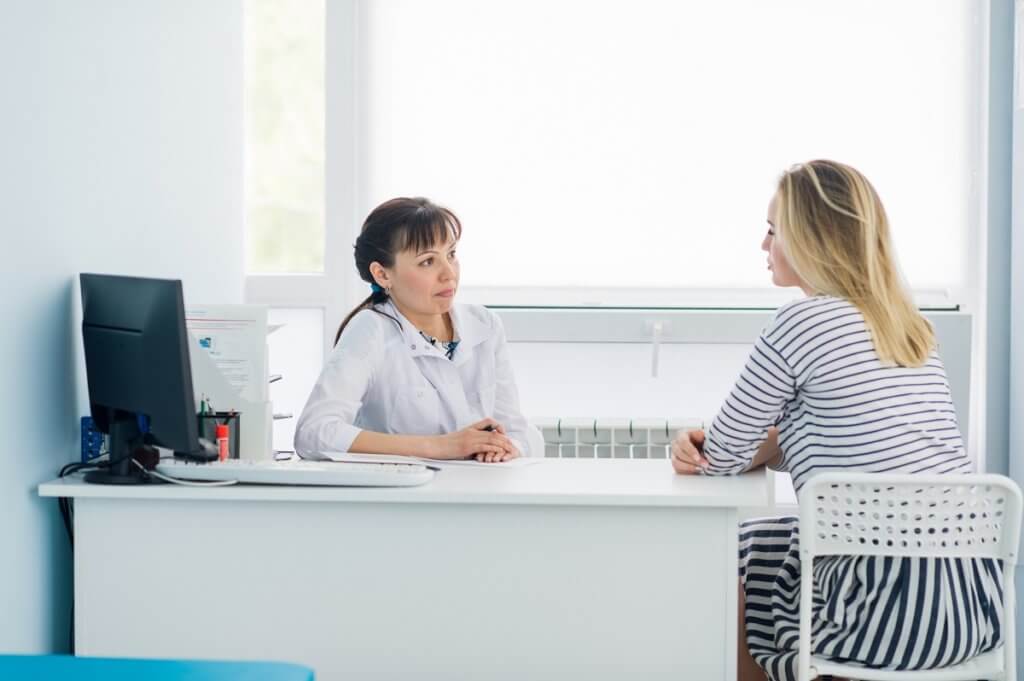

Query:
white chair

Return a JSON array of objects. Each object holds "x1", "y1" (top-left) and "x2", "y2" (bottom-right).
[{"x1": 797, "y1": 473, "x2": 1022, "y2": 681}]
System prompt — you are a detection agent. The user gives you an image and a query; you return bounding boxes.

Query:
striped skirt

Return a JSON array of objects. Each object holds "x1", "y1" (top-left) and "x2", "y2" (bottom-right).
[{"x1": 739, "y1": 516, "x2": 1005, "y2": 681}]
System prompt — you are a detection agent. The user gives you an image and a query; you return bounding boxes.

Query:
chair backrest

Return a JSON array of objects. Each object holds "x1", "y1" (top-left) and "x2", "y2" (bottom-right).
[{"x1": 799, "y1": 473, "x2": 1023, "y2": 564}]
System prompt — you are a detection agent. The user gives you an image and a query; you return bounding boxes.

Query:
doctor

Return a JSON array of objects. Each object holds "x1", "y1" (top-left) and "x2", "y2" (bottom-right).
[{"x1": 295, "y1": 197, "x2": 535, "y2": 462}]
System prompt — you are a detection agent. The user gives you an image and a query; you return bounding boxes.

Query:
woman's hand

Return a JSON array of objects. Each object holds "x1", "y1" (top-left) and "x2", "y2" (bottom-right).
[
  {"x1": 671, "y1": 429, "x2": 708, "y2": 475},
  {"x1": 431, "y1": 418, "x2": 518, "y2": 461}
]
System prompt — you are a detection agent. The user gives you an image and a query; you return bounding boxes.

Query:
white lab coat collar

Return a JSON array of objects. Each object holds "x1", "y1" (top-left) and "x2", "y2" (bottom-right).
[{"x1": 381, "y1": 300, "x2": 492, "y2": 366}]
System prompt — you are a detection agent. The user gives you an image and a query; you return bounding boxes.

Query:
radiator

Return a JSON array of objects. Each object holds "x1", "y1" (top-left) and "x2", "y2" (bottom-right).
[{"x1": 532, "y1": 417, "x2": 703, "y2": 459}]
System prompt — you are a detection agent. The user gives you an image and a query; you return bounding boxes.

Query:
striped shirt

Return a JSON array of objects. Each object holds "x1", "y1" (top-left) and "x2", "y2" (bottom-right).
[
  {"x1": 704, "y1": 296, "x2": 970, "y2": 491},
  {"x1": 722, "y1": 297, "x2": 999, "y2": 680}
]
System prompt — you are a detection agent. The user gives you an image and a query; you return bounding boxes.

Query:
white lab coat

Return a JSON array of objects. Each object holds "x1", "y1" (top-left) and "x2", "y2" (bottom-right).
[{"x1": 294, "y1": 301, "x2": 538, "y2": 458}]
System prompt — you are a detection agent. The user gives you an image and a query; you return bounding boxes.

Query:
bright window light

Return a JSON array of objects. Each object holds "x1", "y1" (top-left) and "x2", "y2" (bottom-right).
[
  {"x1": 245, "y1": 0, "x2": 325, "y2": 274},
  {"x1": 360, "y1": 0, "x2": 981, "y2": 304}
]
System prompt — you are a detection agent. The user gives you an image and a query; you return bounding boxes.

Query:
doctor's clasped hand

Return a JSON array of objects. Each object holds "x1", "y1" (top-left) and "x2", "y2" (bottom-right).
[{"x1": 433, "y1": 418, "x2": 519, "y2": 463}]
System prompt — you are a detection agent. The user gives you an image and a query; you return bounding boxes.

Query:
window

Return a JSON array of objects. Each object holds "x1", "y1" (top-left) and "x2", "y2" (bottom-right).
[
  {"x1": 246, "y1": 0, "x2": 985, "y2": 307},
  {"x1": 246, "y1": 0, "x2": 988, "y2": 454},
  {"x1": 358, "y1": 0, "x2": 983, "y2": 306},
  {"x1": 245, "y1": 0, "x2": 325, "y2": 274}
]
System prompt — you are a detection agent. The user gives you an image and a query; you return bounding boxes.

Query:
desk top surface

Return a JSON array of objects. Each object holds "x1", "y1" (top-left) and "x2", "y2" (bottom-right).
[{"x1": 39, "y1": 458, "x2": 770, "y2": 508}]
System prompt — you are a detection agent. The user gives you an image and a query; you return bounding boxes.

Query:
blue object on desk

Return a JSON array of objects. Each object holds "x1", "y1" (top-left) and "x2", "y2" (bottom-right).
[
  {"x1": 80, "y1": 417, "x2": 104, "y2": 463},
  {"x1": 0, "y1": 655, "x2": 315, "y2": 681},
  {"x1": 80, "y1": 414, "x2": 150, "y2": 463}
]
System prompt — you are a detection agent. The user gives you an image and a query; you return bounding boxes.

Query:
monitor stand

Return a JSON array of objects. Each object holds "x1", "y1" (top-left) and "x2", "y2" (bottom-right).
[{"x1": 84, "y1": 411, "x2": 153, "y2": 485}]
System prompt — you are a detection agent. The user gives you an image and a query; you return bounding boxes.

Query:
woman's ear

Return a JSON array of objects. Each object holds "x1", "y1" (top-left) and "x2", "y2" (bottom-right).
[{"x1": 369, "y1": 262, "x2": 390, "y2": 289}]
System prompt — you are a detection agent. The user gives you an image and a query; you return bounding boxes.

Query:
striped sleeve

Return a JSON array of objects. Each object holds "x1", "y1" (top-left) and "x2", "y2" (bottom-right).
[{"x1": 703, "y1": 330, "x2": 795, "y2": 475}]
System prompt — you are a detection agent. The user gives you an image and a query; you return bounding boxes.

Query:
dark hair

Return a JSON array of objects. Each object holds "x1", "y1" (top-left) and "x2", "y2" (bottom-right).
[{"x1": 334, "y1": 197, "x2": 463, "y2": 345}]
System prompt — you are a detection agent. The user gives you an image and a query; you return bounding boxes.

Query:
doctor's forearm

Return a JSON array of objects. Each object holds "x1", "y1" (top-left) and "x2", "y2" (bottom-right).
[{"x1": 350, "y1": 430, "x2": 440, "y2": 458}]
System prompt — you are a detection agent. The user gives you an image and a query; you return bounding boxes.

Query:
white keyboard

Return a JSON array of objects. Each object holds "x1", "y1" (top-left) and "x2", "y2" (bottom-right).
[{"x1": 155, "y1": 459, "x2": 435, "y2": 487}]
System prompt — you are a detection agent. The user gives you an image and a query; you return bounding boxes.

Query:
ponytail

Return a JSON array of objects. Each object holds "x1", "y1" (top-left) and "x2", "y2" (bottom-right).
[{"x1": 334, "y1": 290, "x2": 406, "y2": 346}]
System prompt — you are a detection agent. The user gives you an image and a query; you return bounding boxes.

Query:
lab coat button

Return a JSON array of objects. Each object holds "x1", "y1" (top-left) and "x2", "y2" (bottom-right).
[{"x1": 410, "y1": 344, "x2": 416, "y2": 350}]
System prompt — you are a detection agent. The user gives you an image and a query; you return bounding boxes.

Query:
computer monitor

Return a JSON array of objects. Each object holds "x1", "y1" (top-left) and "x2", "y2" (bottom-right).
[{"x1": 80, "y1": 273, "x2": 201, "y2": 484}]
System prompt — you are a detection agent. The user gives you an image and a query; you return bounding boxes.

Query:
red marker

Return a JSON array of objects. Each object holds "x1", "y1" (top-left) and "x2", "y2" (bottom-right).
[{"x1": 216, "y1": 424, "x2": 229, "y2": 461}]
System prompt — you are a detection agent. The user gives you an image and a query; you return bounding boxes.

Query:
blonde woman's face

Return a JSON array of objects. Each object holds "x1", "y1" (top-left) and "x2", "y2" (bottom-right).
[{"x1": 762, "y1": 193, "x2": 804, "y2": 289}]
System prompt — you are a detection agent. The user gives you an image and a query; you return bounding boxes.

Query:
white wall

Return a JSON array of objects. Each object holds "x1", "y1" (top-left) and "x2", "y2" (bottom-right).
[
  {"x1": 0, "y1": 0, "x2": 243, "y2": 653},
  {"x1": 501, "y1": 310, "x2": 973, "y2": 435}
]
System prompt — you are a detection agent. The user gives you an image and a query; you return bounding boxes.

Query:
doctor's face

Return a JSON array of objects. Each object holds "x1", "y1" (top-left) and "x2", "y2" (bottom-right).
[{"x1": 387, "y1": 238, "x2": 460, "y2": 317}]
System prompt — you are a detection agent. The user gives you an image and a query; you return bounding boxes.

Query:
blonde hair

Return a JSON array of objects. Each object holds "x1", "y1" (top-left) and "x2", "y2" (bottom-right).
[{"x1": 775, "y1": 160, "x2": 934, "y2": 367}]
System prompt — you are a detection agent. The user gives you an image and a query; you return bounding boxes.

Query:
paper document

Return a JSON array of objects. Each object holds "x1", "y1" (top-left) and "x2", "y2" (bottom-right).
[
  {"x1": 317, "y1": 451, "x2": 540, "y2": 469},
  {"x1": 185, "y1": 305, "x2": 268, "y2": 404},
  {"x1": 185, "y1": 304, "x2": 272, "y2": 460}
]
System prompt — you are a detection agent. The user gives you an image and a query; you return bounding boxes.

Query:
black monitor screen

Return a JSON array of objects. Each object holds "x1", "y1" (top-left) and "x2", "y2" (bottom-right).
[{"x1": 80, "y1": 274, "x2": 200, "y2": 483}]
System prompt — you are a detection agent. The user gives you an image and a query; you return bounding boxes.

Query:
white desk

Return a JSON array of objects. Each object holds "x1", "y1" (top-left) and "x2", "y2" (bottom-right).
[{"x1": 40, "y1": 459, "x2": 769, "y2": 681}]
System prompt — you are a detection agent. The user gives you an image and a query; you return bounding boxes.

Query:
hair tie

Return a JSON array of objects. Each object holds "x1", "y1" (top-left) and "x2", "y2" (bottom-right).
[{"x1": 370, "y1": 283, "x2": 384, "y2": 294}]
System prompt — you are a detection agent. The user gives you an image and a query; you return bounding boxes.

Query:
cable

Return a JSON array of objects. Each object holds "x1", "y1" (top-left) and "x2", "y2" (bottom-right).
[
  {"x1": 131, "y1": 459, "x2": 238, "y2": 487},
  {"x1": 57, "y1": 461, "x2": 102, "y2": 547},
  {"x1": 59, "y1": 460, "x2": 100, "y2": 477},
  {"x1": 57, "y1": 460, "x2": 102, "y2": 655}
]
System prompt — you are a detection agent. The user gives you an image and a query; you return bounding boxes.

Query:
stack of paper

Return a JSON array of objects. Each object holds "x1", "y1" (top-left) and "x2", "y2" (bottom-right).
[{"x1": 315, "y1": 451, "x2": 540, "y2": 469}]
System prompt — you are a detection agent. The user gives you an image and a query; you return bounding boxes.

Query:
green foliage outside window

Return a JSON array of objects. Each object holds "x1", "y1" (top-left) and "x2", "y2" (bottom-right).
[{"x1": 245, "y1": 0, "x2": 325, "y2": 273}]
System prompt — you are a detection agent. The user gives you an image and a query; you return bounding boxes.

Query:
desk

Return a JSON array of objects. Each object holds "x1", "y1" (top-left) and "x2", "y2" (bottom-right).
[
  {"x1": 0, "y1": 654, "x2": 313, "y2": 680},
  {"x1": 40, "y1": 460, "x2": 769, "y2": 681}
]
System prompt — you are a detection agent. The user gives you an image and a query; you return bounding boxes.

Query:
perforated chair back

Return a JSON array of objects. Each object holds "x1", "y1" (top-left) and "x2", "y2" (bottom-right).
[
  {"x1": 800, "y1": 473, "x2": 1022, "y2": 562},
  {"x1": 796, "y1": 473, "x2": 1022, "y2": 681}
]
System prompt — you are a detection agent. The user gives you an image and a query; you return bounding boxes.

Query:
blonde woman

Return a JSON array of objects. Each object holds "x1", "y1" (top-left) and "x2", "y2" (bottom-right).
[{"x1": 671, "y1": 161, "x2": 1003, "y2": 681}]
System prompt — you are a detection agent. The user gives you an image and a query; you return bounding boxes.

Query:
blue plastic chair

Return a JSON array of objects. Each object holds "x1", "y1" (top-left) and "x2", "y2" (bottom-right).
[{"x1": 0, "y1": 655, "x2": 314, "y2": 681}]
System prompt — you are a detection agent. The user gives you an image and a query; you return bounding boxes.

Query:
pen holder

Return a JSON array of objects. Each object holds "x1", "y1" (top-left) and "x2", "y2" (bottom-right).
[{"x1": 197, "y1": 412, "x2": 241, "y2": 459}]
